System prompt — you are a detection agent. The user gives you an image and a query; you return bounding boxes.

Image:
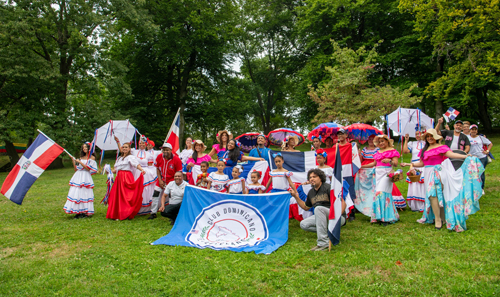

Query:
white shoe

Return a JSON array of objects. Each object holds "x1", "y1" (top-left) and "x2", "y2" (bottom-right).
[{"x1": 482, "y1": 190, "x2": 485, "y2": 195}]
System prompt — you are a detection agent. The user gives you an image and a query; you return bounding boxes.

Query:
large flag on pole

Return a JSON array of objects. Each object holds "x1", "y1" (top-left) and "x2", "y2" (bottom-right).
[
  {"x1": 1, "y1": 133, "x2": 64, "y2": 205},
  {"x1": 165, "y1": 108, "x2": 181, "y2": 155},
  {"x1": 328, "y1": 145, "x2": 344, "y2": 246}
]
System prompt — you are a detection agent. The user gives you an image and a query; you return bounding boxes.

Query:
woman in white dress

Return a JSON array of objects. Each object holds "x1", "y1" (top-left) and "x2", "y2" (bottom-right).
[
  {"x1": 129, "y1": 135, "x2": 157, "y2": 215},
  {"x1": 64, "y1": 143, "x2": 98, "y2": 218},
  {"x1": 402, "y1": 131, "x2": 426, "y2": 212},
  {"x1": 179, "y1": 137, "x2": 194, "y2": 172}
]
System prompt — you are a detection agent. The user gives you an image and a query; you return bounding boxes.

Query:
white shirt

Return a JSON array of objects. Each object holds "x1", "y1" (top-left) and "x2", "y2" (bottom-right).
[
  {"x1": 114, "y1": 155, "x2": 139, "y2": 172},
  {"x1": 227, "y1": 178, "x2": 245, "y2": 193},
  {"x1": 165, "y1": 180, "x2": 187, "y2": 204},
  {"x1": 450, "y1": 135, "x2": 459, "y2": 150},
  {"x1": 270, "y1": 171, "x2": 293, "y2": 190},
  {"x1": 131, "y1": 149, "x2": 154, "y2": 167},
  {"x1": 468, "y1": 135, "x2": 491, "y2": 159},
  {"x1": 208, "y1": 172, "x2": 230, "y2": 192}
]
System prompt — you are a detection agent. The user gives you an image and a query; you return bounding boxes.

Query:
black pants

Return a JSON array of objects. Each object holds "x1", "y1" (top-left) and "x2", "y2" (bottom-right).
[{"x1": 160, "y1": 203, "x2": 182, "y2": 221}]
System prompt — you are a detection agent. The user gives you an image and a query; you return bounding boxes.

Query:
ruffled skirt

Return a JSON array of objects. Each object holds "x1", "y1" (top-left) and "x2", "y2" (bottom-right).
[
  {"x1": 64, "y1": 171, "x2": 94, "y2": 215},
  {"x1": 371, "y1": 167, "x2": 399, "y2": 223},
  {"x1": 106, "y1": 171, "x2": 145, "y2": 220}
]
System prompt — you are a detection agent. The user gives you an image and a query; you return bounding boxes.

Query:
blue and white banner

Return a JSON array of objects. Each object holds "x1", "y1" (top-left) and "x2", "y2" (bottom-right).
[{"x1": 152, "y1": 185, "x2": 290, "y2": 254}]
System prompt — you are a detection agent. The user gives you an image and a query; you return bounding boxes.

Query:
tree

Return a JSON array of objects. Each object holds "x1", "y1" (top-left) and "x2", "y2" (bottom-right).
[
  {"x1": 399, "y1": 0, "x2": 500, "y2": 131},
  {"x1": 308, "y1": 40, "x2": 422, "y2": 125},
  {"x1": 236, "y1": 0, "x2": 308, "y2": 134},
  {"x1": 110, "y1": 0, "x2": 238, "y2": 145}
]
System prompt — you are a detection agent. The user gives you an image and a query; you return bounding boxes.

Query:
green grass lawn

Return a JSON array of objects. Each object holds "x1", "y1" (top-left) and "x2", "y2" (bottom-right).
[{"x1": 1, "y1": 139, "x2": 500, "y2": 296}]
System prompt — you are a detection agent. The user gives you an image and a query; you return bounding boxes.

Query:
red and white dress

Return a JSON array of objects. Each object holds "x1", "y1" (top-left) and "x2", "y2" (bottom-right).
[
  {"x1": 131, "y1": 149, "x2": 157, "y2": 215},
  {"x1": 64, "y1": 159, "x2": 98, "y2": 215},
  {"x1": 106, "y1": 155, "x2": 144, "y2": 220}
]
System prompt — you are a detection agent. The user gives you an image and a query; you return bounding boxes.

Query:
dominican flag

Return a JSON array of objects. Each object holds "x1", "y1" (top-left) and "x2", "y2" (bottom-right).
[
  {"x1": 189, "y1": 161, "x2": 271, "y2": 188},
  {"x1": 444, "y1": 107, "x2": 460, "y2": 122},
  {"x1": 1, "y1": 133, "x2": 64, "y2": 205},
  {"x1": 328, "y1": 146, "x2": 349, "y2": 246},
  {"x1": 165, "y1": 108, "x2": 181, "y2": 155}
]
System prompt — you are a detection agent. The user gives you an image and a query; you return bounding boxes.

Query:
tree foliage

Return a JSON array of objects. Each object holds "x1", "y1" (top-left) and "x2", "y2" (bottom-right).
[{"x1": 309, "y1": 41, "x2": 422, "y2": 125}]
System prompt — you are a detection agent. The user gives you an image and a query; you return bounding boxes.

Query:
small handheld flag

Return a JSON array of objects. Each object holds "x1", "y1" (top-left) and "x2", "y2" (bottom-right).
[{"x1": 443, "y1": 107, "x2": 460, "y2": 122}]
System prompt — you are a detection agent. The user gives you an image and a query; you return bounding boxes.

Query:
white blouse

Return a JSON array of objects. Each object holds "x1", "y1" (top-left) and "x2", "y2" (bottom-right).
[
  {"x1": 408, "y1": 141, "x2": 425, "y2": 163},
  {"x1": 179, "y1": 149, "x2": 194, "y2": 165},
  {"x1": 114, "y1": 155, "x2": 140, "y2": 172},
  {"x1": 317, "y1": 167, "x2": 333, "y2": 184},
  {"x1": 270, "y1": 171, "x2": 293, "y2": 190},
  {"x1": 208, "y1": 172, "x2": 230, "y2": 192},
  {"x1": 131, "y1": 149, "x2": 154, "y2": 167},
  {"x1": 227, "y1": 178, "x2": 245, "y2": 193}
]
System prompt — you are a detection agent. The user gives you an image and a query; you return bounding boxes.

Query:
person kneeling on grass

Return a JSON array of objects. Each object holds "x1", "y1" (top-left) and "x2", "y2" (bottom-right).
[
  {"x1": 159, "y1": 171, "x2": 186, "y2": 225},
  {"x1": 289, "y1": 168, "x2": 346, "y2": 251}
]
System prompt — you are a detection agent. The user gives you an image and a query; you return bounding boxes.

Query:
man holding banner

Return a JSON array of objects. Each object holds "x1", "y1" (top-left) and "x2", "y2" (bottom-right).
[{"x1": 290, "y1": 168, "x2": 331, "y2": 251}]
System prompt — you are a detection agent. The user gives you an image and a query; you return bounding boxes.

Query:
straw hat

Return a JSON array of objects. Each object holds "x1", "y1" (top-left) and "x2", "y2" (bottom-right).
[
  {"x1": 422, "y1": 128, "x2": 442, "y2": 141},
  {"x1": 373, "y1": 134, "x2": 394, "y2": 147},
  {"x1": 193, "y1": 139, "x2": 207, "y2": 151},
  {"x1": 216, "y1": 130, "x2": 233, "y2": 143}
]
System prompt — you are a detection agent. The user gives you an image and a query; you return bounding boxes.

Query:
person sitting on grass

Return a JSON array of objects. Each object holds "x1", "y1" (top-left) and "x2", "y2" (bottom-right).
[
  {"x1": 290, "y1": 169, "x2": 345, "y2": 251},
  {"x1": 159, "y1": 171, "x2": 186, "y2": 225}
]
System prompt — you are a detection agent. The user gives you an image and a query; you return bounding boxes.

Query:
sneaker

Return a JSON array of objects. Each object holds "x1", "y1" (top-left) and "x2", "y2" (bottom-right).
[
  {"x1": 314, "y1": 245, "x2": 329, "y2": 251},
  {"x1": 147, "y1": 214, "x2": 157, "y2": 220},
  {"x1": 310, "y1": 245, "x2": 320, "y2": 251},
  {"x1": 482, "y1": 190, "x2": 485, "y2": 195}
]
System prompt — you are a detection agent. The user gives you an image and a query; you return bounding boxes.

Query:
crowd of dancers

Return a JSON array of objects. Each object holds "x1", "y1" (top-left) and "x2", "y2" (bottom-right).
[{"x1": 63, "y1": 119, "x2": 491, "y2": 234}]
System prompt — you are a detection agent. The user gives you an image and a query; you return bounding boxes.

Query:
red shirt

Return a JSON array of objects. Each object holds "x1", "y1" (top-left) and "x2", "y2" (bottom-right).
[{"x1": 155, "y1": 154, "x2": 182, "y2": 186}]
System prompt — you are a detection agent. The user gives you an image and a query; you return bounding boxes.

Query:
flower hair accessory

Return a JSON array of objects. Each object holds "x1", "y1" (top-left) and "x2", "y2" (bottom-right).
[
  {"x1": 315, "y1": 149, "x2": 327, "y2": 158},
  {"x1": 272, "y1": 152, "x2": 283, "y2": 159},
  {"x1": 140, "y1": 135, "x2": 148, "y2": 143},
  {"x1": 311, "y1": 135, "x2": 322, "y2": 141},
  {"x1": 235, "y1": 165, "x2": 244, "y2": 173},
  {"x1": 251, "y1": 169, "x2": 262, "y2": 177},
  {"x1": 235, "y1": 140, "x2": 241, "y2": 148},
  {"x1": 218, "y1": 158, "x2": 227, "y2": 164}
]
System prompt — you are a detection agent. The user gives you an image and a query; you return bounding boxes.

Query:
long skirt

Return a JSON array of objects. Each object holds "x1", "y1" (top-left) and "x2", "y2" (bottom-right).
[
  {"x1": 371, "y1": 167, "x2": 399, "y2": 223},
  {"x1": 135, "y1": 166, "x2": 156, "y2": 215},
  {"x1": 106, "y1": 170, "x2": 145, "y2": 220},
  {"x1": 64, "y1": 170, "x2": 94, "y2": 215},
  {"x1": 417, "y1": 157, "x2": 484, "y2": 232},
  {"x1": 406, "y1": 166, "x2": 425, "y2": 212},
  {"x1": 354, "y1": 167, "x2": 376, "y2": 216}
]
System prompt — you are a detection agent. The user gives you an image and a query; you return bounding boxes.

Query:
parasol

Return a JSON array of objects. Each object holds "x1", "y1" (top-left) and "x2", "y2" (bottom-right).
[
  {"x1": 235, "y1": 132, "x2": 268, "y2": 153},
  {"x1": 94, "y1": 120, "x2": 138, "y2": 151},
  {"x1": 307, "y1": 122, "x2": 343, "y2": 142},
  {"x1": 344, "y1": 123, "x2": 383, "y2": 144},
  {"x1": 387, "y1": 108, "x2": 434, "y2": 138},
  {"x1": 267, "y1": 128, "x2": 305, "y2": 147}
]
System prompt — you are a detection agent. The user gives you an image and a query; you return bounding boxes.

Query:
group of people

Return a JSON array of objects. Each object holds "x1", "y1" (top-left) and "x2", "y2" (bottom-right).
[{"x1": 62, "y1": 120, "x2": 491, "y2": 251}]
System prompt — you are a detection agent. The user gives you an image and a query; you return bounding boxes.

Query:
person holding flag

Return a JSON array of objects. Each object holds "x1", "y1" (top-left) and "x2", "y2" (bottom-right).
[
  {"x1": 436, "y1": 117, "x2": 470, "y2": 152},
  {"x1": 290, "y1": 168, "x2": 332, "y2": 251},
  {"x1": 63, "y1": 143, "x2": 98, "y2": 218}
]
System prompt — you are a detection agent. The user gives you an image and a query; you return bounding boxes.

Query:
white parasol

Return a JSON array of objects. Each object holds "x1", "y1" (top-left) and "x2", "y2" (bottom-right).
[
  {"x1": 387, "y1": 107, "x2": 434, "y2": 138},
  {"x1": 93, "y1": 120, "x2": 137, "y2": 151}
]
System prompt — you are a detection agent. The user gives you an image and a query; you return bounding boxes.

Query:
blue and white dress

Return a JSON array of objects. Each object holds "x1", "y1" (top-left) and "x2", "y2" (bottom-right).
[
  {"x1": 64, "y1": 159, "x2": 98, "y2": 215},
  {"x1": 406, "y1": 141, "x2": 426, "y2": 212},
  {"x1": 227, "y1": 177, "x2": 245, "y2": 194},
  {"x1": 270, "y1": 171, "x2": 293, "y2": 193},
  {"x1": 246, "y1": 184, "x2": 266, "y2": 194},
  {"x1": 208, "y1": 172, "x2": 230, "y2": 192}
]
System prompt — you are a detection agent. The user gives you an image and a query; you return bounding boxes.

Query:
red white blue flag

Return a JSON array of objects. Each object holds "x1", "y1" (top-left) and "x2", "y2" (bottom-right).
[
  {"x1": 165, "y1": 108, "x2": 181, "y2": 155},
  {"x1": 1, "y1": 133, "x2": 64, "y2": 205},
  {"x1": 328, "y1": 146, "x2": 349, "y2": 246},
  {"x1": 444, "y1": 107, "x2": 460, "y2": 121}
]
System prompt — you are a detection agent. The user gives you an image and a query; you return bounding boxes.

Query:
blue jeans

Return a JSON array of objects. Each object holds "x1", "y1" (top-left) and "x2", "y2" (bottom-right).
[{"x1": 479, "y1": 157, "x2": 488, "y2": 189}]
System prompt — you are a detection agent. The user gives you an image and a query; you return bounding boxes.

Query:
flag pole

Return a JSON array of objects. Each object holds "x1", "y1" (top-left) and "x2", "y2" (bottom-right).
[
  {"x1": 36, "y1": 129, "x2": 75, "y2": 159},
  {"x1": 165, "y1": 108, "x2": 181, "y2": 143}
]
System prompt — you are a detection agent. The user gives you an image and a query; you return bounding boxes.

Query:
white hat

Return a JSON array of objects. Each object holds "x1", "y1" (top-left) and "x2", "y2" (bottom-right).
[{"x1": 162, "y1": 143, "x2": 173, "y2": 149}]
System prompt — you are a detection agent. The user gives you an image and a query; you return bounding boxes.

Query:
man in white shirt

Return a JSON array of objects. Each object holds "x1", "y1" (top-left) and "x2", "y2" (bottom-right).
[{"x1": 159, "y1": 171, "x2": 187, "y2": 225}]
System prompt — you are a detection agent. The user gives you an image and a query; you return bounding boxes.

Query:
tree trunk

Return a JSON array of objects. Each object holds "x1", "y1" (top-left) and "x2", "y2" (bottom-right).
[
  {"x1": 4, "y1": 140, "x2": 20, "y2": 167},
  {"x1": 476, "y1": 88, "x2": 492, "y2": 132},
  {"x1": 434, "y1": 57, "x2": 445, "y2": 123}
]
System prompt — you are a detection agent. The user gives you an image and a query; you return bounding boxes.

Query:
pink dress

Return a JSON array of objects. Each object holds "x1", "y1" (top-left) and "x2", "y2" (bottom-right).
[
  {"x1": 212, "y1": 144, "x2": 227, "y2": 154},
  {"x1": 422, "y1": 145, "x2": 450, "y2": 166},
  {"x1": 186, "y1": 154, "x2": 212, "y2": 166},
  {"x1": 374, "y1": 149, "x2": 405, "y2": 209}
]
